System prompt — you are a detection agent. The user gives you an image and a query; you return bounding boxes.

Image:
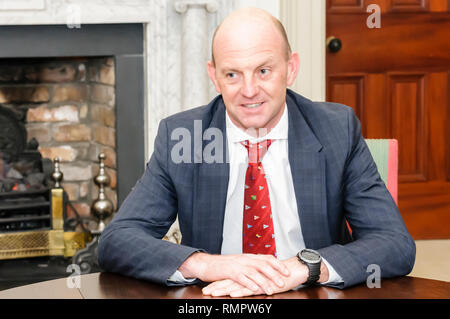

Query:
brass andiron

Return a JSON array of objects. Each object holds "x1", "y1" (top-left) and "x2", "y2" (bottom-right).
[
  {"x1": 52, "y1": 157, "x2": 63, "y2": 188},
  {"x1": 91, "y1": 153, "x2": 113, "y2": 232}
]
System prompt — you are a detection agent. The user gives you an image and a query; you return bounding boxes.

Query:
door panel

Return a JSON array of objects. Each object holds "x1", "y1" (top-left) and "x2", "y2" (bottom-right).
[
  {"x1": 327, "y1": 75, "x2": 365, "y2": 132},
  {"x1": 326, "y1": 0, "x2": 450, "y2": 239},
  {"x1": 389, "y1": 73, "x2": 427, "y2": 183}
]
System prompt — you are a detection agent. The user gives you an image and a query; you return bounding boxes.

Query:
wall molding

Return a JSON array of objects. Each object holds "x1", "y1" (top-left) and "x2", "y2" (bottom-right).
[{"x1": 280, "y1": 0, "x2": 326, "y2": 101}]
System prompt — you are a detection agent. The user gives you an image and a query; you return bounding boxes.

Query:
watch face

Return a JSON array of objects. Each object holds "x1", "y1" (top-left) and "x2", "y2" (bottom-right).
[{"x1": 301, "y1": 249, "x2": 321, "y2": 262}]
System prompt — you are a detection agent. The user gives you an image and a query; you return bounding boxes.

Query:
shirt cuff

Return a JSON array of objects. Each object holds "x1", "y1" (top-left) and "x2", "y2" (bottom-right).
[
  {"x1": 167, "y1": 270, "x2": 197, "y2": 284},
  {"x1": 321, "y1": 257, "x2": 344, "y2": 285}
]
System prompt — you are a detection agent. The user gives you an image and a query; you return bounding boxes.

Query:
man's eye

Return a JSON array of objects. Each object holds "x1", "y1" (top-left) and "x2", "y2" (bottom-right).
[
  {"x1": 226, "y1": 73, "x2": 236, "y2": 78},
  {"x1": 260, "y1": 68, "x2": 269, "y2": 75}
]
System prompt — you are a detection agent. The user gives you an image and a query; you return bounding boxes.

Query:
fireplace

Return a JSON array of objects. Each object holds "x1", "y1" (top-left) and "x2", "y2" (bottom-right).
[
  {"x1": 0, "y1": 24, "x2": 145, "y2": 209},
  {"x1": 0, "y1": 24, "x2": 145, "y2": 290}
]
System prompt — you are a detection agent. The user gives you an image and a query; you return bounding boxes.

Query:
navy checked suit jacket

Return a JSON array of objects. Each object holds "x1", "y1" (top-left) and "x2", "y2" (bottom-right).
[{"x1": 98, "y1": 89, "x2": 416, "y2": 289}]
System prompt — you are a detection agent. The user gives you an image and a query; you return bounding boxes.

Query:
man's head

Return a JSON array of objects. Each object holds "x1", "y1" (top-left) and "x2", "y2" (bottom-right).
[{"x1": 207, "y1": 7, "x2": 299, "y2": 135}]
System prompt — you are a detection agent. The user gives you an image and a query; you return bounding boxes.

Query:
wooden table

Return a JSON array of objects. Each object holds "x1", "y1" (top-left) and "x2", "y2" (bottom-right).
[{"x1": 0, "y1": 272, "x2": 449, "y2": 299}]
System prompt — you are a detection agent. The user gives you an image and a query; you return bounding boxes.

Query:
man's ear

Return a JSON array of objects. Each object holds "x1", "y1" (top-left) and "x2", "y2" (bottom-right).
[
  {"x1": 207, "y1": 61, "x2": 221, "y2": 93},
  {"x1": 286, "y1": 52, "x2": 300, "y2": 87}
]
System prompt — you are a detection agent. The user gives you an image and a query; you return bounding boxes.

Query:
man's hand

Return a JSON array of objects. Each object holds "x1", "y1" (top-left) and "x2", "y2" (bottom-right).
[
  {"x1": 201, "y1": 256, "x2": 330, "y2": 297},
  {"x1": 178, "y1": 252, "x2": 291, "y2": 295}
]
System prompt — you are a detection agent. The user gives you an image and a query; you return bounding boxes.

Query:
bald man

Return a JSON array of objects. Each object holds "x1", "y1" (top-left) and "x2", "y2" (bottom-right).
[{"x1": 98, "y1": 8, "x2": 415, "y2": 297}]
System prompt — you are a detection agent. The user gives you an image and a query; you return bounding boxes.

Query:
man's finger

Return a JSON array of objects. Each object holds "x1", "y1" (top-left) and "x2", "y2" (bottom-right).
[
  {"x1": 245, "y1": 256, "x2": 288, "y2": 288},
  {"x1": 210, "y1": 281, "x2": 244, "y2": 297},
  {"x1": 229, "y1": 287, "x2": 257, "y2": 298},
  {"x1": 254, "y1": 262, "x2": 286, "y2": 288},
  {"x1": 243, "y1": 270, "x2": 275, "y2": 295},
  {"x1": 209, "y1": 281, "x2": 262, "y2": 297},
  {"x1": 202, "y1": 279, "x2": 234, "y2": 295},
  {"x1": 235, "y1": 272, "x2": 260, "y2": 292},
  {"x1": 255, "y1": 255, "x2": 290, "y2": 276}
]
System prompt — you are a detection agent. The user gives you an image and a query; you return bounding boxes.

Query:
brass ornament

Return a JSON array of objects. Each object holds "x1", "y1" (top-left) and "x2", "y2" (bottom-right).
[
  {"x1": 51, "y1": 157, "x2": 63, "y2": 188},
  {"x1": 91, "y1": 153, "x2": 113, "y2": 232}
]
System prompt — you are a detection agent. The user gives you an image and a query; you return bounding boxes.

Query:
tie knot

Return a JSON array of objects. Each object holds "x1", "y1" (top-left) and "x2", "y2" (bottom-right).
[{"x1": 242, "y1": 140, "x2": 272, "y2": 164}]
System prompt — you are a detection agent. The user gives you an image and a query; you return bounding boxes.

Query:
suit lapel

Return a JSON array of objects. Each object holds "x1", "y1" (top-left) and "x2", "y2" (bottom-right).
[
  {"x1": 286, "y1": 93, "x2": 330, "y2": 249},
  {"x1": 192, "y1": 98, "x2": 229, "y2": 254}
]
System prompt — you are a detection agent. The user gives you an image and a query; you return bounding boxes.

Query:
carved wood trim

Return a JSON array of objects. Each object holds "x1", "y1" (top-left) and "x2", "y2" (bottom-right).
[
  {"x1": 390, "y1": 0, "x2": 429, "y2": 12},
  {"x1": 326, "y1": 0, "x2": 364, "y2": 13}
]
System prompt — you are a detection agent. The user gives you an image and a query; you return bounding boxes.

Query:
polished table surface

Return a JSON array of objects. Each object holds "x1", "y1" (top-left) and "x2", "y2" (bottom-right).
[{"x1": 0, "y1": 272, "x2": 449, "y2": 299}]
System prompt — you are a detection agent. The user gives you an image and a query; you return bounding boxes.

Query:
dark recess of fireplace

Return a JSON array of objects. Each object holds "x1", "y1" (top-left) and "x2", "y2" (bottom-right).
[
  {"x1": 0, "y1": 104, "x2": 54, "y2": 232},
  {"x1": 0, "y1": 24, "x2": 145, "y2": 206}
]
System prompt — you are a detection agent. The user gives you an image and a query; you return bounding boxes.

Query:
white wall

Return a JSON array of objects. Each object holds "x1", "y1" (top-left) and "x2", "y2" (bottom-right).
[
  {"x1": 230, "y1": 0, "x2": 326, "y2": 102},
  {"x1": 232, "y1": 0, "x2": 280, "y2": 18},
  {"x1": 280, "y1": 0, "x2": 326, "y2": 101}
]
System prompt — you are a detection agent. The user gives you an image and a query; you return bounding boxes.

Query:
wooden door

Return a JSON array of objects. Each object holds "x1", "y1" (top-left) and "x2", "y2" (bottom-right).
[{"x1": 326, "y1": 0, "x2": 450, "y2": 239}]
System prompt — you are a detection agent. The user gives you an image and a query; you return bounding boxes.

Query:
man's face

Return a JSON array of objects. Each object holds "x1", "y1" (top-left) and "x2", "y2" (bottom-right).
[{"x1": 207, "y1": 20, "x2": 299, "y2": 134}]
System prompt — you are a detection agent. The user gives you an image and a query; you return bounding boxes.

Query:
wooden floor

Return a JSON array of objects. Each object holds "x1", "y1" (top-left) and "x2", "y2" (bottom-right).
[{"x1": 409, "y1": 240, "x2": 450, "y2": 282}]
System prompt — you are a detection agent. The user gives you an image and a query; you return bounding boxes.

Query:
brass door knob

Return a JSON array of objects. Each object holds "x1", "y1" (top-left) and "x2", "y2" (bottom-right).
[{"x1": 327, "y1": 36, "x2": 342, "y2": 53}]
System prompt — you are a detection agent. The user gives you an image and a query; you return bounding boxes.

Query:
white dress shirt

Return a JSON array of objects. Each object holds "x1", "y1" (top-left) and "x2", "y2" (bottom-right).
[{"x1": 169, "y1": 104, "x2": 343, "y2": 286}]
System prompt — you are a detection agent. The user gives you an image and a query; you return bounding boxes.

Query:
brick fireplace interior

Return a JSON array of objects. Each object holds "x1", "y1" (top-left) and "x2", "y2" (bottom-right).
[{"x1": 0, "y1": 57, "x2": 117, "y2": 221}]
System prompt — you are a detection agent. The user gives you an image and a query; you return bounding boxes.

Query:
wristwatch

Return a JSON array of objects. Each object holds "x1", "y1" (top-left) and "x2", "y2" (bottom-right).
[{"x1": 297, "y1": 248, "x2": 322, "y2": 286}]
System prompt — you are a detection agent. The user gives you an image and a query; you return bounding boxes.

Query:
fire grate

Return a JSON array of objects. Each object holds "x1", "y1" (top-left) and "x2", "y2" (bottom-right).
[{"x1": 0, "y1": 105, "x2": 54, "y2": 233}]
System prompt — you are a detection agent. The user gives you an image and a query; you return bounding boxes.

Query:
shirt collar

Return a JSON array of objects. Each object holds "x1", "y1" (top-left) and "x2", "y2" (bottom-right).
[{"x1": 225, "y1": 103, "x2": 288, "y2": 144}]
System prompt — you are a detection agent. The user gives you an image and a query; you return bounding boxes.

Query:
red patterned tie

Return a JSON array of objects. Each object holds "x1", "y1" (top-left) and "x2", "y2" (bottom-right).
[{"x1": 241, "y1": 140, "x2": 276, "y2": 257}]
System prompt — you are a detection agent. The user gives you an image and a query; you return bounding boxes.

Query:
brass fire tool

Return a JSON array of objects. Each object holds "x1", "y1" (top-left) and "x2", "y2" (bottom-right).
[
  {"x1": 91, "y1": 153, "x2": 113, "y2": 232},
  {"x1": 72, "y1": 153, "x2": 113, "y2": 273}
]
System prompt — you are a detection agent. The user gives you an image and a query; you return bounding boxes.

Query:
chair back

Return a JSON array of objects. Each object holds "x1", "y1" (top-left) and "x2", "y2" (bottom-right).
[
  {"x1": 365, "y1": 139, "x2": 398, "y2": 204},
  {"x1": 344, "y1": 139, "x2": 398, "y2": 237}
]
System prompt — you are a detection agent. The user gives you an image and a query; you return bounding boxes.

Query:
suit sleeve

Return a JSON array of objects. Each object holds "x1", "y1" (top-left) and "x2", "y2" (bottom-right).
[
  {"x1": 97, "y1": 119, "x2": 203, "y2": 286},
  {"x1": 317, "y1": 108, "x2": 416, "y2": 289}
]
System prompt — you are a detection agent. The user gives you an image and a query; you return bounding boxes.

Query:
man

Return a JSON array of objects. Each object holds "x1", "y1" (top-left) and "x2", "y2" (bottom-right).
[{"x1": 98, "y1": 8, "x2": 415, "y2": 297}]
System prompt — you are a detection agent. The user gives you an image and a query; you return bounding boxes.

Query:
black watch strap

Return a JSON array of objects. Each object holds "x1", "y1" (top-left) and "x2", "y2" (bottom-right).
[
  {"x1": 298, "y1": 249, "x2": 322, "y2": 286},
  {"x1": 304, "y1": 262, "x2": 321, "y2": 286}
]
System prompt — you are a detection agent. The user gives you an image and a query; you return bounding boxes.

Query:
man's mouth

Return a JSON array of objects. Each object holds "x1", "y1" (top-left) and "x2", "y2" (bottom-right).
[{"x1": 243, "y1": 102, "x2": 264, "y2": 109}]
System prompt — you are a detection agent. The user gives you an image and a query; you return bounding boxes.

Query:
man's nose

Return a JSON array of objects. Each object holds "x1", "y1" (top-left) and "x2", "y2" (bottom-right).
[{"x1": 240, "y1": 75, "x2": 259, "y2": 98}]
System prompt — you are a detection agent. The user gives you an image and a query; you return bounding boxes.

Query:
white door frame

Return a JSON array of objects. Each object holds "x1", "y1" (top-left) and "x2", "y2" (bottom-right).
[{"x1": 280, "y1": 0, "x2": 326, "y2": 102}]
